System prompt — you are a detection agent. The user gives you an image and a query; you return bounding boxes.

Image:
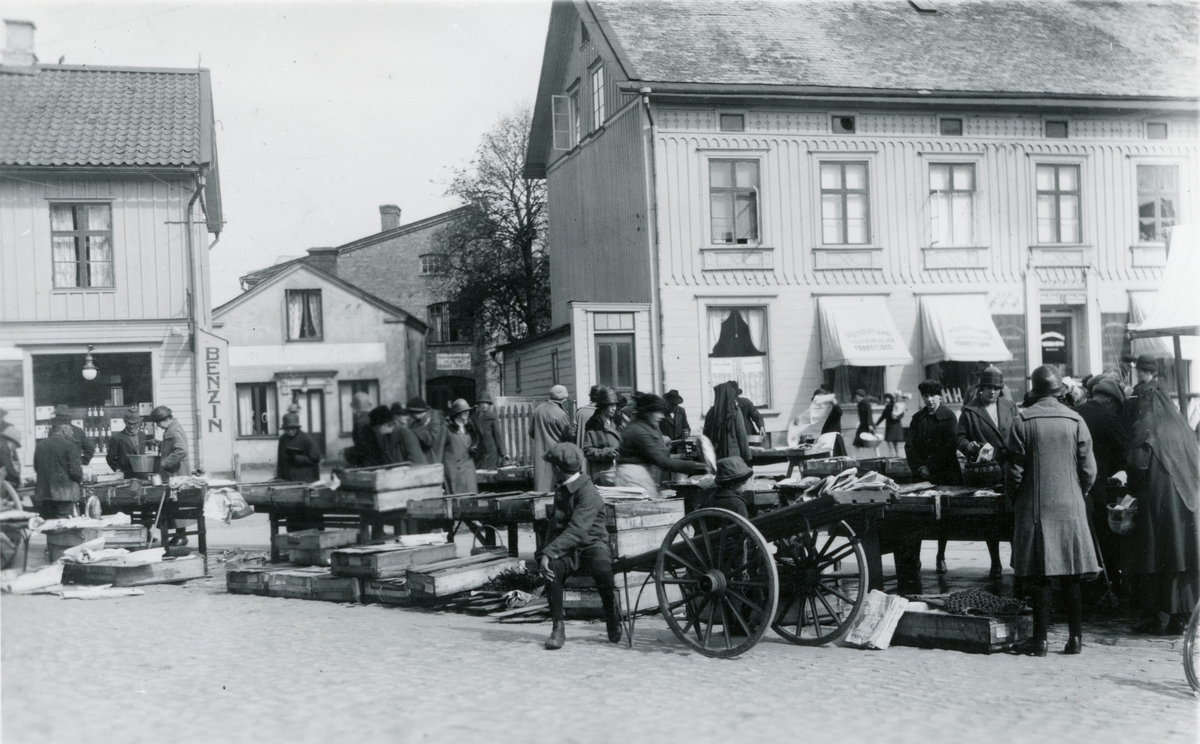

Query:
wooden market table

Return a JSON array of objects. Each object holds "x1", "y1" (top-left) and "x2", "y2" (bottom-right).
[
  {"x1": 749, "y1": 444, "x2": 836, "y2": 477},
  {"x1": 83, "y1": 479, "x2": 208, "y2": 554},
  {"x1": 475, "y1": 467, "x2": 534, "y2": 494}
]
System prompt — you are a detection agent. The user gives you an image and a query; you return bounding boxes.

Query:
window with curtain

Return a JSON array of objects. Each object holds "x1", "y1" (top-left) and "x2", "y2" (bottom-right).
[
  {"x1": 286, "y1": 290, "x2": 323, "y2": 340},
  {"x1": 708, "y1": 306, "x2": 770, "y2": 407},
  {"x1": 929, "y1": 163, "x2": 975, "y2": 246},
  {"x1": 51, "y1": 203, "x2": 113, "y2": 288},
  {"x1": 236, "y1": 382, "x2": 278, "y2": 437},
  {"x1": 709, "y1": 160, "x2": 760, "y2": 245},
  {"x1": 338, "y1": 379, "x2": 378, "y2": 434},
  {"x1": 820, "y1": 162, "x2": 870, "y2": 245},
  {"x1": 1137, "y1": 164, "x2": 1178, "y2": 243},
  {"x1": 1035, "y1": 164, "x2": 1081, "y2": 243},
  {"x1": 823, "y1": 366, "x2": 885, "y2": 404}
]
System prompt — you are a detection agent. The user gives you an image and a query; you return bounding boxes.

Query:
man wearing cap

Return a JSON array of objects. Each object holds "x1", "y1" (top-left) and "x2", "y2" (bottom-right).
[
  {"x1": 530, "y1": 385, "x2": 577, "y2": 492},
  {"x1": 471, "y1": 394, "x2": 506, "y2": 470},
  {"x1": 53, "y1": 404, "x2": 94, "y2": 465},
  {"x1": 907, "y1": 380, "x2": 960, "y2": 487},
  {"x1": 406, "y1": 397, "x2": 447, "y2": 464},
  {"x1": 537, "y1": 442, "x2": 620, "y2": 650},
  {"x1": 105, "y1": 408, "x2": 148, "y2": 479},
  {"x1": 660, "y1": 390, "x2": 691, "y2": 441},
  {"x1": 277, "y1": 412, "x2": 322, "y2": 483},
  {"x1": 1005, "y1": 365, "x2": 1098, "y2": 656},
  {"x1": 953, "y1": 366, "x2": 1017, "y2": 580},
  {"x1": 148, "y1": 405, "x2": 190, "y2": 545},
  {"x1": 443, "y1": 399, "x2": 478, "y2": 494},
  {"x1": 1073, "y1": 376, "x2": 1129, "y2": 591},
  {"x1": 33, "y1": 423, "x2": 84, "y2": 519},
  {"x1": 697, "y1": 457, "x2": 752, "y2": 518},
  {"x1": 2, "y1": 424, "x2": 23, "y2": 491}
]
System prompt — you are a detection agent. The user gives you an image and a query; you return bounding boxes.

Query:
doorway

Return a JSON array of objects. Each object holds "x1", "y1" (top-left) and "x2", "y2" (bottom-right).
[
  {"x1": 596, "y1": 334, "x2": 636, "y2": 398},
  {"x1": 426, "y1": 376, "x2": 476, "y2": 413},
  {"x1": 290, "y1": 389, "x2": 326, "y2": 455},
  {"x1": 1040, "y1": 312, "x2": 1076, "y2": 377}
]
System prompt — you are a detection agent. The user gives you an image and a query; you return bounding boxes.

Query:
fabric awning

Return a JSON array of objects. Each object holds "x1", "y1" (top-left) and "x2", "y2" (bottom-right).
[
  {"x1": 1129, "y1": 291, "x2": 1175, "y2": 357},
  {"x1": 1130, "y1": 225, "x2": 1200, "y2": 360},
  {"x1": 818, "y1": 296, "x2": 913, "y2": 369},
  {"x1": 920, "y1": 294, "x2": 1013, "y2": 366}
]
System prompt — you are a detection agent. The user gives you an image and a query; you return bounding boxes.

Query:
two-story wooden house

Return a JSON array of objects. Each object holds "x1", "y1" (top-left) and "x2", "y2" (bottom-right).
[
  {"x1": 0, "y1": 20, "x2": 227, "y2": 478},
  {"x1": 515, "y1": 0, "x2": 1198, "y2": 438}
]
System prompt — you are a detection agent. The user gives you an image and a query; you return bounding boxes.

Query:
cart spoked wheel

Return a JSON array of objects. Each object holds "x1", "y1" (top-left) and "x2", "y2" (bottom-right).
[
  {"x1": 654, "y1": 508, "x2": 778, "y2": 659},
  {"x1": 771, "y1": 520, "x2": 868, "y2": 646}
]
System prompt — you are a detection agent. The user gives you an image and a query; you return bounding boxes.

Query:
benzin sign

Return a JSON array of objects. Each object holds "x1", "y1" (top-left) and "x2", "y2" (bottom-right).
[{"x1": 194, "y1": 329, "x2": 233, "y2": 475}]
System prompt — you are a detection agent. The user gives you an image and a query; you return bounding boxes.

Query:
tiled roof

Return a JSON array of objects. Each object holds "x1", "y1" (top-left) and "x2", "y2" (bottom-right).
[
  {"x1": 595, "y1": 0, "x2": 1199, "y2": 98},
  {"x1": 0, "y1": 65, "x2": 206, "y2": 166}
]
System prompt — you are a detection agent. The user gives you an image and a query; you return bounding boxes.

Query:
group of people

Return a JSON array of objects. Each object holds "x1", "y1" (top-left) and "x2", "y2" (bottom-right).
[{"x1": 902, "y1": 358, "x2": 1199, "y2": 656}]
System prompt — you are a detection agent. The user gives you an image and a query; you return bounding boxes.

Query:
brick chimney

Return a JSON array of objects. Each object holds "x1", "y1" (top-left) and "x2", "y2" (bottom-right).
[
  {"x1": 305, "y1": 247, "x2": 338, "y2": 276},
  {"x1": 3, "y1": 20, "x2": 37, "y2": 67},
  {"x1": 380, "y1": 205, "x2": 401, "y2": 232}
]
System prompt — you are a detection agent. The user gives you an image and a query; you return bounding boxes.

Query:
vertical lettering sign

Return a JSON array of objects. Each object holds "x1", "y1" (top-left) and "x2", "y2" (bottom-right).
[
  {"x1": 206, "y1": 345, "x2": 223, "y2": 432},
  {"x1": 194, "y1": 329, "x2": 234, "y2": 475}
]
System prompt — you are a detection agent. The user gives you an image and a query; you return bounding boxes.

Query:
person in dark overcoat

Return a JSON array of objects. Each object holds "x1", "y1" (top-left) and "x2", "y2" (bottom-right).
[
  {"x1": 389, "y1": 403, "x2": 426, "y2": 465},
  {"x1": 357, "y1": 406, "x2": 398, "y2": 467},
  {"x1": 852, "y1": 389, "x2": 876, "y2": 449},
  {"x1": 733, "y1": 383, "x2": 765, "y2": 442},
  {"x1": 529, "y1": 386, "x2": 576, "y2": 492},
  {"x1": 276, "y1": 412, "x2": 322, "y2": 483},
  {"x1": 898, "y1": 380, "x2": 961, "y2": 583},
  {"x1": 105, "y1": 408, "x2": 147, "y2": 479},
  {"x1": 537, "y1": 442, "x2": 620, "y2": 650},
  {"x1": 1005, "y1": 366, "x2": 1098, "y2": 656},
  {"x1": 582, "y1": 387, "x2": 622, "y2": 486},
  {"x1": 408, "y1": 397, "x2": 447, "y2": 467},
  {"x1": 1123, "y1": 358, "x2": 1200, "y2": 635},
  {"x1": 33, "y1": 423, "x2": 84, "y2": 519},
  {"x1": 442, "y1": 399, "x2": 478, "y2": 495},
  {"x1": 1073, "y1": 377, "x2": 1129, "y2": 592},
  {"x1": 703, "y1": 381, "x2": 750, "y2": 462},
  {"x1": 470, "y1": 394, "x2": 506, "y2": 470},
  {"x1": 953, "y1": 366, "x2": 1017, "y2": 580},
  {"x1": 52, "y1": 404, "x2": 94, "y2": 465},
  {"x1": 660, "y1": 390, "x2": 691, "y2": 441}
]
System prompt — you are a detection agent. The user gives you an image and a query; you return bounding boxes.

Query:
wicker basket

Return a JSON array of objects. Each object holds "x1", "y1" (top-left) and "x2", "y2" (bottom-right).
[{"x1": 127, "y1": 454, "x2": 160, "y2": 475}]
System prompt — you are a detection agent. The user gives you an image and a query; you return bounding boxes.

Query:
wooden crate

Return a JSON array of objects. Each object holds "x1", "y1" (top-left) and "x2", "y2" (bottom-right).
[
  {"x1": 361, "y1": 577, "x2": 411, "y2": 605},
  {"x1": 406, "y1": 495, "x2": 457, "y2": 520},
  {"x1": 802, "y1": 457, "x2": 859, "y2": 477},
  {"x1": 338, "y1": 463, "x2": 443, "y2": 493},
  {"x1": 406, "y1": 554, "x2": 521, "y2": 600},
  {"x1": 226, "y1": 565, "x2": 297, "y2": 595},
  {"x1": 286, "y1": 549, "x2": 334, "y2": 567},
  {"x1": 607, "y1": 524, "x2": 672, "y2": 559},
  {"x1": 890, "y1": 611, "x2": 1032, "y2": 654},
  {"x1": 603, "y1": 500, "x2": 684, "y2": 532},
  {"x1": 455, "y1": 493, "x2": 501, "y2": 520},
  {"x1": 491, "y1": 493, "x2": 555, "y2": 521},
  {"x1": 271, "y1": 528, "x2": 359, "y2": 552},
  {"x1": 46, "y1": 524, "x2": 149, "y2": 560},
  {"x1": 330, "y1": 542, "x2": 457, "y2": 579},
  {"x1": 561, "y1": 572, "x2": 677, "y2": 619},
  {"x1": 267, "y1": 567, "x2": 362, "y2": 603},
  {"x1": 63, "y1": 555, "x2": 206, "y2": 586},
  {"x1": 336, "y1": 483, "x2": 439, "y2": 512}
]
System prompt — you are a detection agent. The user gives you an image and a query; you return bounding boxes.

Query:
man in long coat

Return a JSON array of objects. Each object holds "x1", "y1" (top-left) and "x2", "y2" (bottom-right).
[
  {"x1": 531, "y1": 385, "x2": 576, "y2": 492},
  {"x1": 33, "y1": 423, "x2": 84, "y2": 519},
  {"x1": 149, "y1": 405, "x2": 191, "y2": 545},
  {"x1": 276, "y1": 412, "x2": 322, "y2": 483},
  {"x1": 471, "y1": 394, "x2": 507, "y2": 470},
  {"x1": 53, "y1": 404, "x2": 94, "y2": 465},
  {"x1": 1004, "y1": 365, "x2": 1098, "y2": 656},
  {"x1": 899, "y1": 379, "x2": 961, "y2": 584},
  {"x1": 660, "y1": 390, "x2": 691, "y2": 441},
  {"x1": 407, "y1": 397, "x2": 447, "y2": 464}
]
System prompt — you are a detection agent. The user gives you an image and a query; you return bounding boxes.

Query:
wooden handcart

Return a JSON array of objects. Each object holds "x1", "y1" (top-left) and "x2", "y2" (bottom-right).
[{"x1": 611, "y1": 490, "x2": 888, "y2": 658}]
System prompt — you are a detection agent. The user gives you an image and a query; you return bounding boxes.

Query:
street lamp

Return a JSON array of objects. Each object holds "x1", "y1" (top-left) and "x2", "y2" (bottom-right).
[{"x1": 81, "y1": 345, "x2": 98, "y2": 381}]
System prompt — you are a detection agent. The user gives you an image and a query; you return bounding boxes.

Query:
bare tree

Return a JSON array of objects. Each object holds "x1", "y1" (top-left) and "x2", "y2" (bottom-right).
[{"x1": 435, "y1": 107, "x2": 549, "y2": 344}]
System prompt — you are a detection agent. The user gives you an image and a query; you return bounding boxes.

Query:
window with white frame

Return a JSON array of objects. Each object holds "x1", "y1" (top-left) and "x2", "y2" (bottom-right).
[
  {"x1": 419, "y1": 254, "x2": 445, "y2": 275},
  {"x1": 707, "y1": 306, "x2": 770, "y2": 407},
  {"x1": 236, "y1": 382, "x2": 278, "y2": 437},
  {"x1": 286, "y1": 289, "x2": 323, "y2": 340},
  {"x1": 51, "y1": 203, "x2": 114, "y2": 288},
  {"x1": 428, "y1": 302, "x2": 466, "y2": 344},
  {"x1": 1137, "y1": 164, "x2": 1179, "y2": 243},
  {"x1": 820, "y1": 162, "x2": 870, "y2": 245},
  {"x1": 590, "y1": 63, "x2": 605, "y2": 129},
  {"x1": 569, "y1": 85, "x2": 581, "y2": 146},
  {"x1": 1035, "y1": 164, "x2": 1081, "y2": 244},
  {"x1": 338, "y1": 379, "x2": 378, "y2": 434},
  {"x1": 929, "y1": 163, "x2": 975, "y2": 246},
  {"x1": 709, "y1": 160, "x2": 760, "y2": 245}
]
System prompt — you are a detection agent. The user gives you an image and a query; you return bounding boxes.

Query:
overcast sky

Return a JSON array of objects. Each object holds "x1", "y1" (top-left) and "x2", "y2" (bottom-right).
[{"x1": 6, "y1": 0, "x2": 552, "y2": 305}]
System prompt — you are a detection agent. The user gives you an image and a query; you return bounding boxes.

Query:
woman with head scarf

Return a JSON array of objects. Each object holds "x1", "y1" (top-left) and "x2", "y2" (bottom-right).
[
  {"x1": 616, "y1": 393, "x2": 708, "y2": 495},
  {"x1": 703, "y1": 381, "x2": 750, "y2": 461}
]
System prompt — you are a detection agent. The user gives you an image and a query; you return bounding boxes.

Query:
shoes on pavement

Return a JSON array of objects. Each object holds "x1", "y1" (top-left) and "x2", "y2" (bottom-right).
[
  {"x1": 606, "y1": 614, "x2": 623, "y2": 644},
  {"x1": 1007, "y1": 639, "x2": 1048, "y2": 657},
  {"x1": 989, "y1": 565, "x2": 1003, "y2": 581},
  {"x1": 936, "y1": 558, "x2": 948, "y2": 574},
  {"x1": 169, "y1": 534, "x2": 188, "y2": 547},
  {"x1": 1063, "y1": 635, "x2": 1082, "y2": 655},
  {"x1": 545, "y1": 621, "x2": 566, "y2": 650},
  {"x1": 1164, "y1": 614, "x2": 1187, "y2": 635}
]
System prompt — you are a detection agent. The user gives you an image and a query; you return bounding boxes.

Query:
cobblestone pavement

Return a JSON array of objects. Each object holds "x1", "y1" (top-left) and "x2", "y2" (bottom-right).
[{"x1": 3, "y1": 518, "x2": 1197, "y2": 744}]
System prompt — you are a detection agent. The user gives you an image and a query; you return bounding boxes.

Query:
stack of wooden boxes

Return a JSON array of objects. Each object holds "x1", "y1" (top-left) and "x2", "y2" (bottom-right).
[
  {"x1": 45, "y1": 523, "x2": 149, "y2": 561},
  {"x1": 337, "y1": 463, "x2": 444, "y2": 511},
  {"x1": 271, "y1": 528, "x2": 360, "y2": 566}
]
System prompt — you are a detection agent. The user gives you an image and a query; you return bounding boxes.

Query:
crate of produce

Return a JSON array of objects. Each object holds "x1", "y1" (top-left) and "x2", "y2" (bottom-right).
[
  {"x1": 890, "y1": 611, "x2": 1032, "y2": 654},
  {"x1": 602, "y1": 500, "x2": 684, "y2": 532},
  {"x1": 337, "y1": 463, "x2": 443, "y2": 493},
  {"x1": 406, "y1": 553, "x2": 520, "y2": 601},
  {"x1": 271, "y1": 528, "x2": 359, "y2": 552},
  {"x1": 491, "y1": 493, "x2": 555, "y2": 521},
  {"x1": 226, "y1": 564, "x2": 297, "y2": 596},
  {"x1": 330, "y1": 541, "x2": 457, "y2": 579},
  {"x1": 406, "y1": 495, "x2": 457, "y2": 520},
  {"x1": 802, "y1": 457, "x2": 859, "y2": 477},
  {"x1": 63, "y1": 554, "x2": 206, "y2": 587},
  {"x1": 267, "y1": 567, "x2": 362, "y2": 603},
  {"x1": 362, "y1": 577, "x2": 411, "y2": 605}
]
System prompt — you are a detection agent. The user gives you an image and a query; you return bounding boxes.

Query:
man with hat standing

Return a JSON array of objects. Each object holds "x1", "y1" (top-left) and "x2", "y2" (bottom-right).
[
  {"x1": 697, "y1": 456, "x2": 753, "y2": 518},
  {"x1": 901, "y1": 379, "x2": 961, "y2": 582},
  {"x1": 443, "y1": 399, "x2": 478, "y2": 495},
  {"x1": 2, "y1": 424, "x2": 23, "y2": 492},
  {"x1": 954, "y1": 365, "x2": 1017, "y2": 580},
  {"x1": 53, "y1": 404, "x2": 94, "y2": 465},
  {"x1": 33, "y1": 423, "x2": 84, "y2": 518},
  {"x1": 148, "y1": 405, "x2": 190, "y2": 545},
  {"x1": 470, "y1": 394, "x2": 506, "y2": 470},
  {"x1": 276, "y1": 412, "x2": 322, "y2": 483},
  {"x1": 105, "y1": 408, "x2": 148, "y2": 479},
  {"x1": 1005, "y1": 365, "x2": 1098, "y2": 656},
  {"x1": 406, "y1": 397, "x2": 447, "y2": 464},
  {"x1": 537, "y1": 442, "x2": 620, "y2": 650},
  {"x1": 659, "y1": 390, "x2": 691, "y2": 442},
  {"x1": 530, "y1": 385, "x2": 576, "y2": 492}
]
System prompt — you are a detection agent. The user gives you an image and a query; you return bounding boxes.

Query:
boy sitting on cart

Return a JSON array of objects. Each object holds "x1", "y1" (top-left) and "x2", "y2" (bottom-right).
[{"x1": 696, "y1": 457, "x2": 752, "y2": 518}]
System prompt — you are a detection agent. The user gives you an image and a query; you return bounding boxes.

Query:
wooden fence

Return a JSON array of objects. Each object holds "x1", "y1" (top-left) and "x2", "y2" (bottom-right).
[{"x1": 495, "y1": 397, "x2": 538, "y2": 467}]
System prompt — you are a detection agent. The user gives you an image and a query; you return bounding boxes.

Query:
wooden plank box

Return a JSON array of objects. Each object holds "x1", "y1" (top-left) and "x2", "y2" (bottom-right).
[
  {"x1": 46, "y1": 525, "x2": 149, "y2": 560},
  {"x1": 454, "y1": 494, "x2": 500, "y2": 520},
  {"x1": 286, "y1": 549, "x2": 334, "y2": 567},
  {"x1": 890, "y1": 611, "x2": 1032, "y2": 654},
  {"x1": 341, "y1": 484, "x2": 441, "y2": 512},
  {"x1": 361, "y1": 578, "x2": 411, "y2": 605},
  {"x1": 272, "y1": 528, "x2": 360, "y2": 552},
  {"x1": 226, "y1": 565, "x2": 299, "y2": 596},
  {"x1": 406, "y1": 495, "x2": 458, "y2": 520},
  {"x1": 239, "y1": 480, "x2": 295, "y2": 505},
  {"x1": 491, "y1": 493, "x2": 555, "y2": 522},
  {"x1": 63, "y1": 555, "x2": 206, "y2": 587},
  {"x1": 268, "y1": 567, "x2": 362, "y2": 603},
  {"x1": 406, "y1": 554, "x2": 521, "y2": 600},
  {"x1": 607, "y1": 524, "x2": 672, "y2": 559},
  {"x1": 330, "y1": 542, "x2": 457, "y2": 579},
  {"x1": 802, "y1": 457, "x2": 859, "y2": 477},
  {"x1": 338, "y1": 463, "x2": 443, "y2": 493},
  {"x1": 604, "y1": 501, "x2": 684, "y2": 532}
]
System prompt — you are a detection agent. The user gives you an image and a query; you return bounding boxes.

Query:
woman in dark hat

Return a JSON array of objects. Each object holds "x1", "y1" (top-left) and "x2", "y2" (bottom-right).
[
  {"x1": 696, "y1": 456, "x2": 752, "y2": 518},
  {"x1": 617, "y1": 393, "x2": 708, "y2": 494},
  {"x1": 357, "y1": 405, "x2": 398, "y2": 467},
  {"x1": 703, "y1": 381, "x2": 750, "y2": 461},
  {"x1": 277, "y1": 412, "x2": 322, "y2": 483},
  {"x1": 105, "y1": 408, "x2": 148, "y2": 479},
  {"x1": 583, "y1": 386, "x2": 622, "y2": 486},
  {"x1": 442, "y1": 399, "x2": 478, "y2": 494}
]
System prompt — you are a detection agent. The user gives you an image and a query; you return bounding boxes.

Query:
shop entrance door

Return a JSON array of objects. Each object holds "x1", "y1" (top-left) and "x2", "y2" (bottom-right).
[
  {"x1": 1040, "y1": 315, "x2": 1075, "y2": 377},
  {"x1": 596, "y1": 334, "x2": 636, "y2": 398},
  {"x1": 290, "y1": 389, "x2": 326, "y2": 455}
]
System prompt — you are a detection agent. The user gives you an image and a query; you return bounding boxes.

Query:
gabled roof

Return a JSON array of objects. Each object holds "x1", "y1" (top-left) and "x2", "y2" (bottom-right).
[
  {"x1": 0, "y1": 64, "x2": 223, "y2": 232},
  {"x1": 214, "y1": 260, "x2": 427, "y2": 332}
]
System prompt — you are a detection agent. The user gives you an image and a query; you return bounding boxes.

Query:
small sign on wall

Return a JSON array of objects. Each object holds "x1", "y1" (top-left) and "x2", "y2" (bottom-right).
[
  {"x1": 138, "y1": 402, "x2": 154, "y2": 415},
  {"x1": 35, "y1": 405, "x2": 55, "y2": 421},
  {"x1": 436, "y1": 353, "x2": 472, "y2": 371},
  {"x1": 35, "y1": 424, "x2": 49, "y2": 440}
]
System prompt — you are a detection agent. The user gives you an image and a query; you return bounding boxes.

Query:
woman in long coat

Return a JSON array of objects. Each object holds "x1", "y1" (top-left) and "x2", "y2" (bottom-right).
[
  {"x1": 582, "y1": 387, "x2": 621, "y2": 486},
  {"x1": 443, "y1": 399, "x2": 478, "y2": 495},
  {"x1": 703, "y1": 381, "x2": 750, "y2": 461},
  {"x1": 1004, "y1": 366, "x2": 1098, "y2": 656}
]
